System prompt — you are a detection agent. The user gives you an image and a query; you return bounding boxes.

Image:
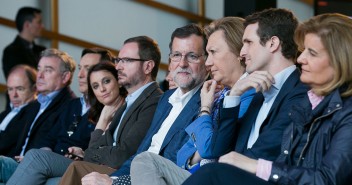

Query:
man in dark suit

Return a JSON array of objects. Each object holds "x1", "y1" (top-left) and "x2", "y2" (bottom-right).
[
  {"x1": 0, "y1": 48, "x2": 76, "y2": 183},
  {"x1": 183, "y1": 8, "x2": 309, "y2": 185},
  {"x1": 80, "y1": 24, "x2": 209, "y2": 185},
  {"x1": 2, "y1": 7, "x2": 45, "y2": 79},
  {"x1": 6, "y1": 36, "x2": 163, "y2": 185},
  {"x1": 0, "y1": 65, "x2": 37, "y2": 156},
  {"x1": 35, "y1": 48, "x2": 116, "y2": 155}
]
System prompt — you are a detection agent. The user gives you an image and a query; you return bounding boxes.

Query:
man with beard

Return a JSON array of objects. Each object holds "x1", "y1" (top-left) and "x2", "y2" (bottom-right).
[
  {"x1": 81, "y1": 24, "x2": 209, "y2": 185},
  {"x1": 6, "y1": 36, "x2": 163, "y2": 185}
]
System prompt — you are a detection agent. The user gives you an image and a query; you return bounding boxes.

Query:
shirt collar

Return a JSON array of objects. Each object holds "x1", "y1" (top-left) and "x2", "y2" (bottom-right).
[
  {"x1": 37, "y1": 90, "x2": 60, "y2": 105},
  {"x1": 169, "y1": 83, "x2": 202, "y2": 106},
  {"x1": 80, "y1": 95, "x2": 90, "y2": 108},
  {"x1": 10, "y1": 103, "x2": 28, "y2": 112},
  {"x1": 262, "y1": 65, "x2": 296, "y2": 101},
  {"x1": 125, "y1": 82, "x2": 153, "y2": 105},
  {"x1": 17, "y1": 35, "x2": 33, "y2": 49}
]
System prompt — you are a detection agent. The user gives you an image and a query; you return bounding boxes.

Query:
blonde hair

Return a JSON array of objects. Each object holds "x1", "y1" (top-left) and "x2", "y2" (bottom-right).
[
  {"x1": 295, "y1": 13, "x2": 352, "y2": 97},
  {"x1": 205, "y1": 17, "x2": 245, "y2": 66}
]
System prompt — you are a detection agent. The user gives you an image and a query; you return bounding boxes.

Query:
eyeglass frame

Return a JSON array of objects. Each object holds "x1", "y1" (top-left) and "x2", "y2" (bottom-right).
[
  {"x1": 113, "y1": 57, "x2": 149, "y2": 65},
  {"x1": 168, "y1": 52, "x2": 207, "y2": 64}
]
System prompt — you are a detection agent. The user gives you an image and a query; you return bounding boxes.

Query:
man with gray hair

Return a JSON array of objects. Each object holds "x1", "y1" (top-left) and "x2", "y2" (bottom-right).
[{"x1": 0, "y1": 48, "x2": 76, "y2": 183}]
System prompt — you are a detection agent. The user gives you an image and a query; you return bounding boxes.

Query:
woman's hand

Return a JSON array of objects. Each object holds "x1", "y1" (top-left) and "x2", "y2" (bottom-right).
[{"x1": 201, "y1": 80, "x2": 219, "y2": 111}]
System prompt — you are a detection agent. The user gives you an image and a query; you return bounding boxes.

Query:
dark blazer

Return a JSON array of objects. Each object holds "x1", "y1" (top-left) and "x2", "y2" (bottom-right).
[
  {"x1": 221, "y1": 69, "x2": 308, "y2": 161},
  {"x1": 270, "y1": 87, "x2": 352, "y2": 184},
  {"x1": 112, "y1": 86, "x2": 202, "y2": 176},
  {"x1": 0, "y1": 104, "x2": 33, "y2": 155},
  {"x1": 8, "y1": 86, "x2": 76, "y2": 157},
  {"x1": 84, "y1": 82, "x2": 163, "y2": 169},
  {"x1": 36, "y1": 98, "x2": 96, "y2": 155},
  {"x1": 2, "y1": 35, "x2": 46, "y2": 78}
]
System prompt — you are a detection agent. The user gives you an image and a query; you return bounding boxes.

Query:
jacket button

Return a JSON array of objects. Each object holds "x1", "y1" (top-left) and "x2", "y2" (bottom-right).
[
  {"x1": 273, "y1": 174, "x2": 279, "y2": 179},
  {"x1": 284, "y1": 150, "x2": 288, "y2": 154},
  {"x1": 288, "y1": 112, "x2": 291, "y2": 116},
  {"x1": 336, "y1": 104, "x2": 340, "y2": 107}
]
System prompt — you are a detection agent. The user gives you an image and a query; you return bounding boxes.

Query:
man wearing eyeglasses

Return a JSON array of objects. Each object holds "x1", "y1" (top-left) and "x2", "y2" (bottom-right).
[
  {"x1": 77, "y1": 24, "x2": 208, "y2": 185},
  {"x1": 5, "y1": 37, "x2": 163, "y2": 185}
]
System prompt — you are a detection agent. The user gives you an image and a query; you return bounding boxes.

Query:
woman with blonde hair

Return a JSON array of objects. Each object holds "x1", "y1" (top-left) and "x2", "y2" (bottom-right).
[
  {"x1": 130, "y1": 16, "x2": 255, "y2": 185},
  {"x1": 183, "y1": 13, "x2": 352, "y2": 185}
]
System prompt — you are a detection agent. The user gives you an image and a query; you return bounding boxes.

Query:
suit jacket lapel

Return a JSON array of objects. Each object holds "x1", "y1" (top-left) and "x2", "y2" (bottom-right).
[
  {"x1": 159, "y1": 88, "x2": 201, "y2": 151},
  {"x1": 266, "y1": 69, "x2": 300, "y2": 118},
  {"x1": 115, "y1": 82, "x2": 158, "y2": 140},
  {"x1": 235, "y1": 93, "x2": 264, "y2": 153}
]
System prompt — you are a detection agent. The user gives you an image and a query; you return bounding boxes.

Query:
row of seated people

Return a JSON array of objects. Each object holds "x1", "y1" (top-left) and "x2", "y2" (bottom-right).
[{"x1": 1, "y1": 7, "x2": 352, "y2": 185}]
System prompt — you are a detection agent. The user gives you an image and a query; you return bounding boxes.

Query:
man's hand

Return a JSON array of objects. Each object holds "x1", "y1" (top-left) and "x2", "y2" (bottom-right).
[
  {"x1": 65, "y1": 146, "x2": 84, "y2": 160},
  {"x1": 81, "y1": 172, "x2": 113, "y2": 185},
  {"x1": 229, "y1": 71, "x2": 275, "y2": 96},
  {"x1": 14, "y1": 156, "x2": 23, "y2": 163},
  {"x1": 219, "y1": 151, "x2": 258, "y2": 174}
]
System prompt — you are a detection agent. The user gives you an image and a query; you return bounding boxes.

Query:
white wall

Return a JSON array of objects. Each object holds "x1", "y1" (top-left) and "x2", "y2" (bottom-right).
[{"x1": 278, "y1": 0, "x2": 314, "y2": 21}]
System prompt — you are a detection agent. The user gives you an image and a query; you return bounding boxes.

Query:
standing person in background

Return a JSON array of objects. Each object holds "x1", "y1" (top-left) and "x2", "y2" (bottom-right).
[
  {"x1": 183, "y1": 12, "x2": 352, "y2": 185},
  {"x1": 6, "y1": 36, "x2": 163, "y2": 185},
  {"x1": 0, "y1": 65, "x2": 37, "y2": 156},
  {"x1": 2, "y1": 6, "x2": 45, "y2": 110}
]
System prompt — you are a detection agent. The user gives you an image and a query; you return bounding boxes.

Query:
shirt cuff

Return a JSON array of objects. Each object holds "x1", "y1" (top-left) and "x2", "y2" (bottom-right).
[
  {"x1": 256, "y1": 158, "x2": 273, "y2": 181},
  {"x1": 223, "y1": 95, "x2": 241, "y2": 108}
]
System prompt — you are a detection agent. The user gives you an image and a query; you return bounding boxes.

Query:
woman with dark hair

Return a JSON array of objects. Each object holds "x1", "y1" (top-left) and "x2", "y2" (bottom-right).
[
  {"x1": 87, "y1": 62, "x2": 127, "y2": 128},
  {"x1": 183, "y1": 13, "x2": 352, "y2": 185}
]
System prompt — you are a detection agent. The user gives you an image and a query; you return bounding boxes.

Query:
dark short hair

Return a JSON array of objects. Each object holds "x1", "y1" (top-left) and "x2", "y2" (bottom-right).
[
  {"x1": 124, "y1": 36, "x2": 161, "y2": 80},
  {"x1": 87, "y1": 62, "x2": 127, "y2": 123},
  {"x1": 244, "y1": 8, "x2": 298, "y2": 60},
  {"x1": 169, "y1": 23, "x2": 207, "y2": 54},
  {"x1": 81, "y1": 48, "x2": 115, "y2": 63},
  {"x1": 15, "y1": 7, "x2": 41, "y2": 32}
]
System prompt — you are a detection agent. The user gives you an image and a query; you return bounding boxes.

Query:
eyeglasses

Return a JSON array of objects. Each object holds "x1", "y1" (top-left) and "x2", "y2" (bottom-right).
[
  {"x1": 169, "y1": 52, "x2": 206, "y2": 64},
  {"x1": 114, "y1": 57, "x2": 148, "y2": 65}
]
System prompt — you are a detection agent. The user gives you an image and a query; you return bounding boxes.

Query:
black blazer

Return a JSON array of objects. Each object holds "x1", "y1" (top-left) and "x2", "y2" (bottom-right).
[
  {"x1": 8, "y1": 86, "x2": 76, "y2": 157},
  {"x1": 36, "y1": 98, "x2": 96, "y2": 155},
  {"x1": 220, "y1": 69, "x2": 309, "y2": 161},
  {"x1": 2, "y1": 35, "x2": 46, "y2": 78},
  {"x1": 0, "y1": 104, "x2": 33, "y2": 155}
]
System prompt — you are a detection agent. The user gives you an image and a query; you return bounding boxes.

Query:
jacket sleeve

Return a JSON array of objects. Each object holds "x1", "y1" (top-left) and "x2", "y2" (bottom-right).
[
  {"x1": 83, "y1": 95, "x2": 160, "y2": 169},
  {"x1": 269, "y1": 120, "x2": 352, "y2": 185},
  {"x1": 242, "y1": 88, "x2": 307, "y2": 161}
]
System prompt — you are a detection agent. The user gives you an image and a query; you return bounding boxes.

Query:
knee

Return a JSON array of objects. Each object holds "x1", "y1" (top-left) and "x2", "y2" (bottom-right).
[
  {"x1": 25, "y1": 149, "x2": 44, "y2": 159},
  {"x1": 134, "y1": 151, "x2": 155, "y2": 163},
  {"x1": 67, "y1": 161, "x2": 81, "y2": 170},
  {"x1": 0, "y1": 156, "x2": 17, "y2": 167}
]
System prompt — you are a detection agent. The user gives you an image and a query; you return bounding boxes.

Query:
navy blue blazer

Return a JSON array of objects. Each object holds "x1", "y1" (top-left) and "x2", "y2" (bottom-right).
[
  {"x1": 36, "y1": 98, "x2": 96, "y2": 155},
  {"x1": 0, "y1": 104, "x2": 33, "y2": 155},
  {"x1": 8, "y1": 86, "x2": 76, "y2": 157},
  {"x1": 111, "y1": 87, "x2": 202, "y2": 176},
  {"x1": 222, "y1": 69, "x2": 308, "y2": 161}
]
